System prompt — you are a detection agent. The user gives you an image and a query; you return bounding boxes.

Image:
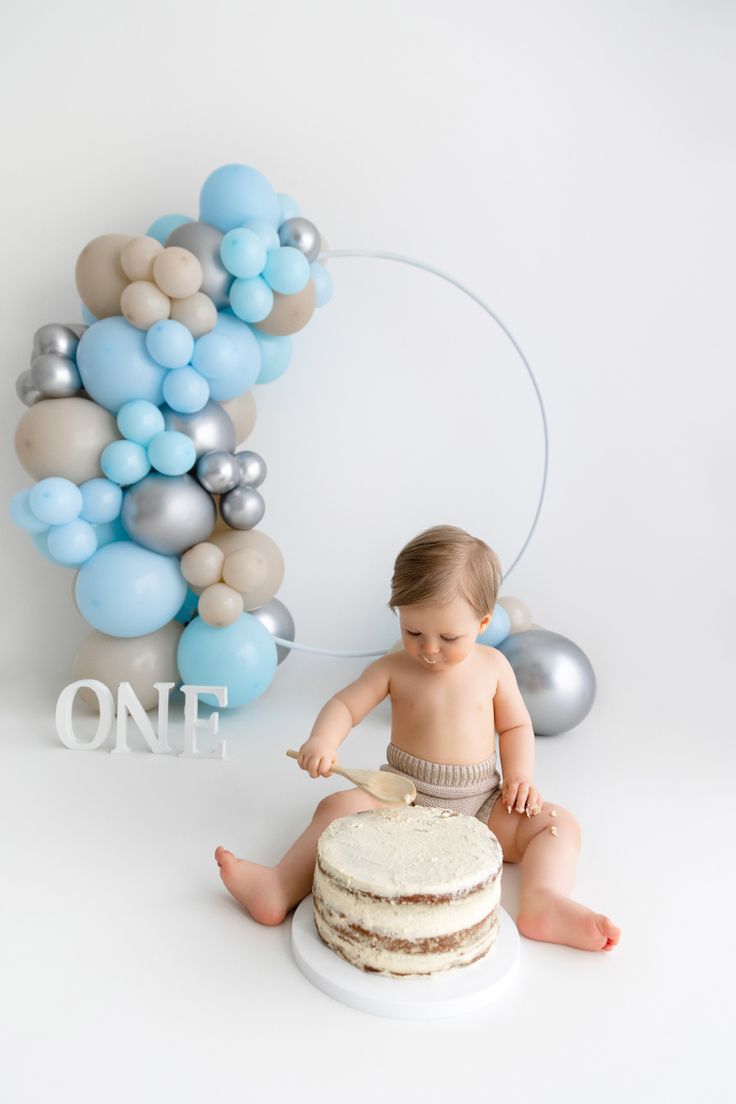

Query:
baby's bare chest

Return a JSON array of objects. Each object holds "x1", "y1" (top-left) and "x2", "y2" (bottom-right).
[{"x1": 390, "y1": 667, "x2": 495, "y2": 730}]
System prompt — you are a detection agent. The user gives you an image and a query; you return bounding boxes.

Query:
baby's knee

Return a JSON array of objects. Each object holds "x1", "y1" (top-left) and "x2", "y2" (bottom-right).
[
  {"x1": 315, "y1": 788, "x2": 377, "y2": 820},
  {"x1": 541, "y1": 802, "x2": 581, "y2": 840}
]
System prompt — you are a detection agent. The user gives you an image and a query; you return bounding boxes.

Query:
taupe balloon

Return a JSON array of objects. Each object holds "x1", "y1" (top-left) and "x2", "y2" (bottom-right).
[
  {"x1": 197, "y1": 582, "x2": 243, "y2": 627},
  {"x1": 222, "y1": 547, "x2": 267, "y2": 592},
  {"x1": 180, "y1": 541, "x2": 225, "y2": 587},
  {"x1": 72, "y1": 622, "x2": 183, "y2": 713},
  {"x1": 211, "y1": 529, "x2": 284, "y2": 610},
  {"x1": 75, "y1": 233, "x2": 131, "y2": 319},
  {"x1": 16, "y1": 369, "x2": 41, "y2": 406},
  {"x1": 220, "y1": 485, "x2": 265, "y2": 530},
  {"x1": 121, "y1": 280, "x2": 171, "y2": 329},
  {"x1": 170, "y1": 291, "x2": 217, "y2": 336},
  {"x1": 220, "y1": 391, "x2": 257, "y2": 446},
  {"x1": 153, "y1": 247, "x2": 203, "y2": 299},
  {"x1": 33, "y1": 323, "x2": 79, "y2": 360},
  {"x1": 120, "y1": 235, "x2": 163, "y2": 281},
  {"x1": 278, "y1": 217, "x2": 321, "y2": 262},
  {"x1": 121, "y1": 473, "x2": 216, "y2": 555},
  {"x1": 235, "y1": 450, "x2": 267, "y2": 488},
  {"x1": 498, "y1": 596, "x2": 533, "y2": 634},
  {"x1": 253, "y1": 280, "x2": 316, "y2": 336},
  {"x1": 497, "y1": 630, "x2": 596, "y2": 737},
  {"x1": 250, "y1": 597, "x2": 295, "y2": 664},
  {"x1": 196, "y1": 451, "x2": 240, "y2": 494},
  {"x1": 15, "y1": 397, "x2": 117, "y2": 482},
  {"x1": 30, "y1": 353, "x2": 82, "y2": 398},
  {"x1": 161, "y1": 401, "x2": 236, "y2": 457},
  {"x1": 165, "y1": 221, "x2": 233, "y2": 308}
]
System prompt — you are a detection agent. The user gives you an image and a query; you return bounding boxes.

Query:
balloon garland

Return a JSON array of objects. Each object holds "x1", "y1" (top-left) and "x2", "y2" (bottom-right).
[{"x1": 10, "y1": 162, "x2": 597, "y2": 733}]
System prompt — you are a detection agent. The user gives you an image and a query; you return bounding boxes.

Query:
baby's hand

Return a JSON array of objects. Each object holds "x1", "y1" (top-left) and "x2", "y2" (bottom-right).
[
  {"x1": 502, "y1": 774, "x2": 543, "y2": 817},
  {"x1": 297, "y1": 739, "x2": 337, "y2": 779}
]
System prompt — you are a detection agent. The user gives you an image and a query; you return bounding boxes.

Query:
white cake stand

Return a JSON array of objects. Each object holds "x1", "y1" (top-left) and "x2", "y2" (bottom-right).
[{"x1": 290, "y1": 895, "x2": 520, "y2": 1020}]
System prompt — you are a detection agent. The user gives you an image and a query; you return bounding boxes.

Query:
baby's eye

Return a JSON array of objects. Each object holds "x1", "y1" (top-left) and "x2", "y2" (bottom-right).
[
  {"x1": 405, "y1": 630, "x2": 421, "y2": 637},
  {"x1": 440, "y1": 635, "x2": 459, "y2": 642}
]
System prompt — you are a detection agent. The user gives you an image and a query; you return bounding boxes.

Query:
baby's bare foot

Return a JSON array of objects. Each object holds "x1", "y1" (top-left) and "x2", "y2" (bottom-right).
[
  {"x1": 518, "y1": 887, "x2": 621, "y2": 952},
  {"x1": 214, "y1": 847, "x2": 290, "y2": 926}
]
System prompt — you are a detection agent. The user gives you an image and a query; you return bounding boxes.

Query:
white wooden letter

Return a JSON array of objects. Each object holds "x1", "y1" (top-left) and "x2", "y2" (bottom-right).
[
  {"x1": 55, "y1": 680, "x2": 115, "y2": 750},
  {"x1": 180, "y1": 685, "x2": 227, "y2": 759},
  {"x1": 112, "y1": 682, "x2": 175, "y2": 755}
]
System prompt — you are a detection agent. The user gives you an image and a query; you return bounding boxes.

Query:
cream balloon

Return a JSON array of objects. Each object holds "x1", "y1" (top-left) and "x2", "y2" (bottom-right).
[
  {"x1": 219, "y1": 390, "x2": 257, "y2": 446},
  {"x1": 197, "y1": 583, "x2": 243, "y2": 627},
  {"x1": 253, "y1": 280, "x2": 316, "y2": 336},
  {"x1": 75, "y1": 233, "x2": 131, "y2": 319},
  {"x1": 72, "y1": 622, "x2": 183, "y2": 713},
  {"x1": 15, "y1": 397, "x2": 118, "y2": 482},
  {"x1": 170, "y1": 291, "x2": 217, "y2": 336},
  {"x1": 153, "y1": 247, "x2": 203, "y2": 298},
  {"x1": 211, "y1": 529, "x2": 284, "y2": 609},
  {"x1": 180, "y1": 542, "x2": 225, "y2": 587},
  {"x1": 121, "y1": 280, "x2": 171, "y2": 329},
  {"x1": 222, "y1": 548, "x2": 268, "y2": 592},
  {"x1": 120, "y1": 235, "x2": 164, "y2": 281},
  {"x1": 498, "y1": 596, "x2": 533, "y2": 634}
]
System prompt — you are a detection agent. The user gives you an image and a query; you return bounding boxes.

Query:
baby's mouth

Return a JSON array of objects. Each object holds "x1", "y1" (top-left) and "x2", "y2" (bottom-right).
[{"x1": 423, "y1": 656, "x2": 440, "y2": 665}]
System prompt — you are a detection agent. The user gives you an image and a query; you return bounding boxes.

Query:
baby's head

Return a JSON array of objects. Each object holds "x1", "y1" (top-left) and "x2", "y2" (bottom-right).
[{"x1": 389, "y1": 525, "x2": 501, "y2": 618}]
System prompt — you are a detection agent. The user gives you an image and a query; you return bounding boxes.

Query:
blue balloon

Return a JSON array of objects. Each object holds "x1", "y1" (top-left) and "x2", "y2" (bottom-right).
[
  {"x1": 175, "y1": 587, "x2": 200, "y2": 624},
  {"x1": 220, "y1": 228, "x2": 267, "y2": 279},
  {"x1": 477, "y1": 605, "x2": 511, "y2": 648},
  {"x1": 47, "y1": 519, "x2": 98, "y2": 565},
  {"x1": 177, "y1": 613, "x2": 277, "y2": 708},
  {"x1": 29, "y1": 477, "x2": 83, "y2": 526},
  {"x1": 101, "y1": 440, "x2": 151, "y2": 486},
  {"x1": 310, "y1": 261, "x2": 334, "y2": 308},
  {"x1": 117, "y1": 399, "x2": 166, "y2": 445},
  {"x1": 162, "y1": 366, "x2": 210, "y2": 413},
  {"x1": 145, "y1": 319, "x2": 194, "y2": 369},
  {"x1": 81, "y1": 304, "x2": 97, "y2": 326},
  {"x1": 32, "y1": 531, "x2": 56, "y2": 564},
  {"x1": 277, "y1": 193, "x2": 300, "y2": 224},
  {"x1": 10, "y1": 489, "x2": 49, "y2": 533},
  {"x1": 75, "y1": 542, "x2": 186, "y2": 637},
  {"x1": 208, "y1": 311, "x2": 262, "y2": 400},
  {"x1": 191, "y1": 332, "x2": 238, "y2": 380},
  {"x1": 262, "y1": 246, "x2": 310, "y2": 294},
  {"x1": 77, "y1": 317, "x2": 168, "y2": 413},
  {"x1": 200, "y1": 164, "x2": 280, "y2": 232},
  {"x1": 254, "y1": 331, "x2": 293, "y2": 384},
  {"x1": 147, "y1": 430, "x2": 196, "y2": 476},
  {"x1": 241, "y1": 218, "x2": 280, "y2": 250},
  {"x1": 147, "y1": 214, "x2": 192, "y2": 244},
  {"x1": 229, "y1": 276, "x2": 273, "y2": 324},
  {"x1": 79, "y1": 478, "x2": 123, "y2": 524},
  {"x1": 94, "y1": 517, "x2": 129, "y2": 548}
]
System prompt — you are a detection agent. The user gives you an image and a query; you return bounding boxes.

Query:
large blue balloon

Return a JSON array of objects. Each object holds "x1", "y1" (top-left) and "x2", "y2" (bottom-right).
[
  {"x1": 254, "y1": 331, "x2": 293, "y2": 384},
  {"x1": 477, "y1": 605, "x2": 511, "y2": 648},
  {"x1": 199, "y1": 164, "x2": 280, "y2": 233},
  {"x1": 208, "y1": 311, "x2": 262, "y2": 400},
  {"x1": 77, "y1": 317, "x2": 168, "y2": 413},
  {"x1": 177, "y1": 613, "x2": 277, "y2": 708},
  {"x1": 75, "y1": 541, "x2": 186, "y2": 637}
]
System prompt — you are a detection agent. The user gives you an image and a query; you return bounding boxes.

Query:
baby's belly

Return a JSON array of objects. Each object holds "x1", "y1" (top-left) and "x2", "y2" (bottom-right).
[{"x1": 389, "y1": 716, "x2": 495, "y2": 766}]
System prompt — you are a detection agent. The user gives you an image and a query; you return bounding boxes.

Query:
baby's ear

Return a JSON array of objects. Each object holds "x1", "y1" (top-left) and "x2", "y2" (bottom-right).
[{"x1": 479, "y1": 610, "x2": 492, "y2": 631}]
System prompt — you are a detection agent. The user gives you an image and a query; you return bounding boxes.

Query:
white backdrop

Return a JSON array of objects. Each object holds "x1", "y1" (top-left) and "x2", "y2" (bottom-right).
[{"x1": 1, "y1": 2, "x2": 733, "y2": 1102}]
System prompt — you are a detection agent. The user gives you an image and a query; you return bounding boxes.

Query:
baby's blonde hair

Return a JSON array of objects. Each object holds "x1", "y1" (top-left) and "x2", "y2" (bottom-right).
[{"x1": 389, "y1": 525, "x2": 502, "y2": 617}]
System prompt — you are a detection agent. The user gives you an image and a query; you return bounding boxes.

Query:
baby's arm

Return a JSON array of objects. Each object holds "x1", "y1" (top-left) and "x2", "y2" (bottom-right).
[
  {"x1": 493, "y1": 652, "x2": 542, "y2": 815},
  {"x1": 298, "y1": 657, "x2": 393, "y2": 777}
]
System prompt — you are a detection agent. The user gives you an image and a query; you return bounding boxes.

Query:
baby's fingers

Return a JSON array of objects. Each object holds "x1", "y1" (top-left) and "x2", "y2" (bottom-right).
[
  {"x1": 503, "y1": 782, "x2": 519, "y2": 813},
  {"x1": 318, "y1": 756, "x2": 335, "y2": 777},
  {"x1": 514, "y1": 782, "x2": 530, "y2": 814}
]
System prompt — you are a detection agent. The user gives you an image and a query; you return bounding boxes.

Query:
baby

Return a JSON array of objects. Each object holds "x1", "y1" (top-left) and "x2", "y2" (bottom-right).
[{"x1": 216, "y1": 525, "x2": 621, "y2": 952}]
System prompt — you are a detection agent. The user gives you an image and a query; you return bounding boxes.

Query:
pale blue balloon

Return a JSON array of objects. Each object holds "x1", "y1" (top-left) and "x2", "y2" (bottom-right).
[
  {"x1": 117, "y1": 399, "x2": 166, "y2": 445},
  {"x1": 147, "y1": 214, "x2": 192, "y2": 244},
  {"x1": 10, "y1": 489, "x2": 49, "y2": 533},
  {"x1": 200, "y1": 164, "x2": 280, "y2": 232},
  {"x1": 77, "y1": 317, "x2": 168, "y2": 413},
  {"x1": 29, "y1": 477, "x2": 83, "y2": 526},
  {"x1": 162, "y1": 366, "x2": 210, "y2": 413},
  {"x1": 254, "y1": 331, "x2": 293, "y2": 384},
  {"x1": 94, "y1": 517, "x2": 129, "y2": 548},
  {"x1": 145, "y1": 319, "x2": 194, "y2": 369},
  {"x1": 32, "y1": 531, "x2": 56, "y2": 564},
  {"x1": 229, "y1": 276, "x2": 273, "y2": 324},
  {"x1": 220, "y1": 228, "x2": 267, "y2": 279},
  {"x1": 208, "y1": 311, "x2": 262, "y2": 400},
  {"x1": 81, "y1": 305, "x2": 97, "y2": 326},
  {"x1": 310, "y1": 261, "x2": 334, "y2": 307},
  {"x1": 177, "y1": 613, "x2": 277, "y2": 708},
  {"x1": 75, "y1": 541, "x2": 186, "y2": 637},
  {"x1": 277, "y1": 193, "x2": 300, "y2": 223},
  {"x1": 47, "y1": 519, "x2": 98, "y2": 565},
  {"x1": 262, "y1": 246, "x2": 310, "y2": 294},
  {"x1": 147, "y1": 430, "x2": 196, "y2": 476},
  {"x1": 477, "y1": 605, "x2": 511, "y2": 648},
  {"x1": 79, "y1": 478, "x2": 123, "y2": 524},
  {"x1": 241, "y1": 218, "x2": 280, "y2": 250},
  {"x1": 191, "y1": 332, "x2": 238, "y2": 380},
  {"x1": 101, "y1": 440, "x2": 151, "y2": 486}
]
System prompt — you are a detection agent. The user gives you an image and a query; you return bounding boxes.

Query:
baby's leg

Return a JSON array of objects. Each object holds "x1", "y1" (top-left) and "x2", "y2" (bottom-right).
[
  {"x1": 487, "y1": 800, "x2": 621, "y2": 952},
  {"x1": 215, "y1": 788, "x2": 385, "y2": 925}
]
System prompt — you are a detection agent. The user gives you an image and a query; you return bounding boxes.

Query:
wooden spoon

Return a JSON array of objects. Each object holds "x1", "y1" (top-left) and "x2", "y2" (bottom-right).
[{"x1": 286, "y1": 749, "x2": 416, "y2": 805}]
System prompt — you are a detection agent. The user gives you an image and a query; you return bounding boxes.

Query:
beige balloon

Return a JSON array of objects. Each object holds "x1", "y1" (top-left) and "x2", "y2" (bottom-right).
[
  {"x1": 222, "y1": 548, "x2": 268, "y2": 593},
  {"x1": 75, "y1": 233, "x2": 131, "y2": 319},
  {"x1": 153, "y1": 247, "x2": 203, "y2": 298},
  {"x1": 72, "y1": 621, "x2": 183, "y2": 713},
  {"x1": 210, "y1": 529, "x2": 284, "y2": 610},
  {"x1": 170, "y1": 291, "x2": 217, "y2": 336},
  {"x1": 198, "y1": 583, "x2": 244, "y2": 627},
  {"x1": 498, "y1": 596, "x2": 533, "y2": 633},
  {"x1": 253, "y1": 280, "x2": 316, "y2": 336},
  {"x1": 15, "y1": 397, "x2": 118, "y2": 482},
  {"x1": 121, "y1": 280, "x2": 171, "y2": 329},
  {"x1": 120, "y1": 235, "x2": 164, "y2": 281},
  {"x1": 219, "y1": 390, "x2": 257, "y2": 446},
  {"x1": 180, "y1": 542, "x2": 225, "y2": 587}
]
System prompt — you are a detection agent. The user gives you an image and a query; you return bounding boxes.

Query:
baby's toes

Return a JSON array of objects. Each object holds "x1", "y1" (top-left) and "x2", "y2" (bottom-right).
[{"x1": 597, "y1": 914, "x2": 621, "y2": 950}]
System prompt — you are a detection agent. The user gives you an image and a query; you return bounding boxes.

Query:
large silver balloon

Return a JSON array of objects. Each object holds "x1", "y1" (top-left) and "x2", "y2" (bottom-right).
[
  {"x1": 162, "y1": 401, "x2": 236, "y2": 457},
  {"x1": 196, "y1": 450, "x2": 240, "y2": 494},
  {"x1": 16, "y1": 369, "x2": 41, "y2": 406},
  {"x1": 278, "y1": 217, "x2": 321, "y2": 263},
  {"x1": 250, "y1": 597, "x2": 295, "y2": 664},
  {"x1": 220, "y1": 485, "x2": 265, "y2": 530},
  {"x1": 497, "y1": 629, "x2": 596, "y2": 737},
  {"x1": 32, "y1": 323, "x2": 79, "y2": 360},
  {"x1": 121, "y1": 474, "x2": 216, "y2": 555},
  {"x1": 165, "y1": 222, "x2": 233, "y2": 309},
  {"x1": 235, "y1": 449, "x2": 267, "y2": 488},
  {"x1": 30, "y1": 353, "x2": 82, "y2": 398}
]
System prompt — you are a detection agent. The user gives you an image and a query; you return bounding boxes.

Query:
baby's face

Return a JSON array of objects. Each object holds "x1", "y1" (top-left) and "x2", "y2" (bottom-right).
[{"x1": 398, "y1": 596, "x2": 490, "y2": 673}]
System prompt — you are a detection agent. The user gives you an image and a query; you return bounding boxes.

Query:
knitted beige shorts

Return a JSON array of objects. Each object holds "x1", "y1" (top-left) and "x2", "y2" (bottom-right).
[{"x1": 380, "y1": 744, "x2": 503, "y2": 824}]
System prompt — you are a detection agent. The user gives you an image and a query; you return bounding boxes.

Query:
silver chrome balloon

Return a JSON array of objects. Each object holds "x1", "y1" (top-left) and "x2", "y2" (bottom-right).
[
  {"x1": 165, "y1": 221, "x2": 233, "y2": 309},
  {"x1": 121, "y1": 473, "x2": 216, "y2": 555},
  {"x1": 16, "y1": 369, "x2": 41, "y2": 406},
  {"x1": 250, "y1": 598, "x2": 295, "y2": 664},
  {"x1": 196, "y1": 450, "x2": 240, "y2": 494},
  {"x1": 30, "y1": 353, "x2": 82, "y2": 398},
  {"x1": 219, "y1": 485, "x2": 266, "y2": 530},
  {"x1": 162, "y1": 401, "x2": 236, "y2": 457},
  {"x1": 235, "y1": 449, "x2": 267, "y2": 488},
  {"x1": 278, "y1": 217, "x2": 321, "y2": 263},
  {"x1": 32, "y1": 322, "x2": 80, "y2": 360},
  {"x1": 65, "y1": 322, "x2": 88, "y2": 340},
  {"x1": 497, "y1": 629, "x2": 596, "y2": 737}
]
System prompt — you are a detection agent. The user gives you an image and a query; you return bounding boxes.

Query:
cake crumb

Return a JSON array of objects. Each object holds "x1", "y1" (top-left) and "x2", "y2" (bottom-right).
[
  {"x1": 550, "y1": 809, "x2": 557, "y2": 817},
  {"x1": 550, "y1": 826, "x2": 558, "y2": 837}
]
